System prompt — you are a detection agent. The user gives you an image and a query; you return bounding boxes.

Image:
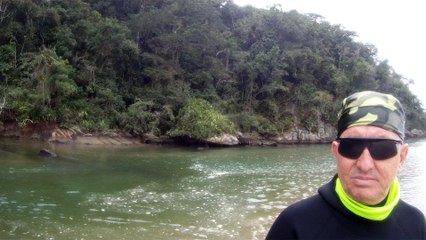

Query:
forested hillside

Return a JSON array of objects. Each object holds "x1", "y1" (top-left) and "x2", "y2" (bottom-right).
[{"x1": 0, "y1": 0, "x2": 425, "y2": 140}]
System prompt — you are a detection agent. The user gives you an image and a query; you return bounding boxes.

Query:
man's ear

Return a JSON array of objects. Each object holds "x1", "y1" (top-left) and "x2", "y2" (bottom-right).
[
  {"x1": 331, "y1": 141, "x2": 339, "y2": 158},
  {"x1": 398, "y1": 143, "x2": 409, "y2": 172}
]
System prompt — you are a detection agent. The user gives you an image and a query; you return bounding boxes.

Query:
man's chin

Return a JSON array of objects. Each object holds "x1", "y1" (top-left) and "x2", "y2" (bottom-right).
[{"x1": 348, "y1": 188, "x2": 385, "y2": 205}]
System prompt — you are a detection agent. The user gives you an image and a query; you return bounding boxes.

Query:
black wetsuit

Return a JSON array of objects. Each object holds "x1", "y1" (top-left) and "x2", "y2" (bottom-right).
[{"x1": 266, "y1": 176, "x2": 426, "y2": 240}]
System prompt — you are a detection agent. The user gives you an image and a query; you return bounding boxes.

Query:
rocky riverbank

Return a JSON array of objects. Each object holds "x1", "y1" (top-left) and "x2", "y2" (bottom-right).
[
  {"x1": 0, "y1": 121, "x2": 141, "y2": 145},
  {"x1": 1, "y1": 121, "x2": 425, "y2": 146}
]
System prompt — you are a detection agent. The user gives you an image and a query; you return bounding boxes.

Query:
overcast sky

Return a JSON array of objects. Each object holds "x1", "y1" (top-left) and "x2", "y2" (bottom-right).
[{"x1": 233, "y1": 0, "x2": 426, "y2": 106}]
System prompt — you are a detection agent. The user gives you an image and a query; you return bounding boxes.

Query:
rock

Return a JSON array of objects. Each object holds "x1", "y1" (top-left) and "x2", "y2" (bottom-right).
[
  {"x1": 49, "y1": 127, "x2": 76, "y2": 143},
  {"x1": 143, "y1": 133, "x2": 164, "y2": 144},
  {"x1": 409, "y1": 129, "x2": 425, "y2": 138},
  {"x1": 72, "y1": 136, "x2": 141, "y2": 145},
  {"x1": 205, "y1": 134, "x2": 239, "y2": 146},
  {"x1": 238, "y1": 136, "x2": 251, "y2": 145},
  {"x1": 39, "y1": 149, "x2": 58, "y2": 158},
  {"x1": 278, "y1": 126, "x2": 335, "y2": 143}
]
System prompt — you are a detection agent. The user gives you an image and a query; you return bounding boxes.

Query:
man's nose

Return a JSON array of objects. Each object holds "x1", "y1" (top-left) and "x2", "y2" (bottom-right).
[{"x1": 356, "y1": 147, "x2": 375, "y2": 171}]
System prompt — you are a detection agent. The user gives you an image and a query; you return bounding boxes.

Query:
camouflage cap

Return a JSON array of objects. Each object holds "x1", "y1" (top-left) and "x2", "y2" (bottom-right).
[{"x1": 337, "y1": 91, "x2": 405, "y2": 140}]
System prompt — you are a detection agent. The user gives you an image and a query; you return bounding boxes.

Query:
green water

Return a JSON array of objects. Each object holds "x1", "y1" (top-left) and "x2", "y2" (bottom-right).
[{"x1": 1, "y1": 139, "x2": 425, "y2": 239}]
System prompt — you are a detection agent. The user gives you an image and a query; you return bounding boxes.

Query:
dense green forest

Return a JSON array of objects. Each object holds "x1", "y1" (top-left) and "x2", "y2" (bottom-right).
[{"x1": 0, "y1": 0, "x2": 425, "y2": 139}]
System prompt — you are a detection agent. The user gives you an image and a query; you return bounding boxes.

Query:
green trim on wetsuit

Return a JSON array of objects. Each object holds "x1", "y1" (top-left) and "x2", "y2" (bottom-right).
[{"x1": 335, "y1": 177, "x2": 400, "y2": 221}]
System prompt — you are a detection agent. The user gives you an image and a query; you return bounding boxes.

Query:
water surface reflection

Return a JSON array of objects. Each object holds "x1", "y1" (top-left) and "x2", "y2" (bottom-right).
[{"x1": 0, "y1": 139, "x2": 424, "y2": 239}]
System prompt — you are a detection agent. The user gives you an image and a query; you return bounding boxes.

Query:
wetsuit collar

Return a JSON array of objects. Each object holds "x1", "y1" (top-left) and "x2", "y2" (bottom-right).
[{"x1": 334, "y1": 177, "x2": 400, "y2": 221}]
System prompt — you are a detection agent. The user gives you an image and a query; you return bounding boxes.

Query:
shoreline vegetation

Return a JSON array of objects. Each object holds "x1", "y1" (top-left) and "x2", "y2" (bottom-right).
[
  {"x1": 1, "y1": 1, "x2": 426, "y2": 145},
  {"x1": 1, "y1": 121, "x2": 425, "y2": 147}
]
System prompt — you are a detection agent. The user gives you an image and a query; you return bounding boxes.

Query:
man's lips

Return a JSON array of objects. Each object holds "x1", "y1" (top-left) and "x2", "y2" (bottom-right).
[{"x1": 351, "y1": 176, "x2": 378, "y2": 185}]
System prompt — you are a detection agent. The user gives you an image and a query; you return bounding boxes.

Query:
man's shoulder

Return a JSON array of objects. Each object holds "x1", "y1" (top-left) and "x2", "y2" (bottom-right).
[
  {"x1": 266, "y1": 194, "x2": 335, "y2": 239},
  {"x1": 392, "y1": 200, "x2": 426, "y2": 239},
  {"x1": 280, "y1": 194, "x2": 331, "y2": 219},
  {"x1": 394, "y1": 200, "x2": 426, "y2": 221}
]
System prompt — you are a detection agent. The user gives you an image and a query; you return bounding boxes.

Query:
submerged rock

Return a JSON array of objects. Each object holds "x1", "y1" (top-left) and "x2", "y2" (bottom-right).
[{"x1": 39, "y1": 149, "x2": 58, "y2": 158}]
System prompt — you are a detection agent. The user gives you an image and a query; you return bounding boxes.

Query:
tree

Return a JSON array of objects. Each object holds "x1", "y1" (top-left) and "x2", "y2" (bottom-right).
[
  {"x1": 7, "y1": 47, "x2": 76, "y2": 124},
  {"x1": 0, "y1": 0, "x2": 424, "y2": 135},
  {"x1": 170, "y1": 98, "x2": 236, "y2": 139}
]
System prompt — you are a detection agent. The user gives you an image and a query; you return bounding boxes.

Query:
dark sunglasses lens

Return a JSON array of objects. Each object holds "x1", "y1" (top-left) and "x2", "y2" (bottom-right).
[
  {"x1": 369, "y1": 141, "x2": 398, "y2": 160},
  {"x1": 338, "y1": 139, "x2": 365, "y2": 159}
]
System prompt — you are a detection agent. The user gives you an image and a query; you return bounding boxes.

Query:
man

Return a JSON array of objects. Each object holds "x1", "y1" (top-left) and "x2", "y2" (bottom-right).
[{"x1": 266, "y1": 91, "x2": 426, "y2": 239}]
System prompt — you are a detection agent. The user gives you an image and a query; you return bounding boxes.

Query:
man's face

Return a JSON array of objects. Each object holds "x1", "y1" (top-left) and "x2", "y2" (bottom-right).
[{"x1": 331, "y1": 125, "x2": 408, "y2": 205}]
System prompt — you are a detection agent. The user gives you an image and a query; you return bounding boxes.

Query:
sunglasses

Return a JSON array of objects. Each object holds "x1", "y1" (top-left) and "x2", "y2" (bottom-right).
[{"x1": 336, "y1": 138, "x2": 403, "y2": 160}]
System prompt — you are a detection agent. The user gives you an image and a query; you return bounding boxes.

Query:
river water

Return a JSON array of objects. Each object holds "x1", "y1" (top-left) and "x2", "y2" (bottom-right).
[{"x1": 1, "y1": 139, "x2": 425, "y2": 239}]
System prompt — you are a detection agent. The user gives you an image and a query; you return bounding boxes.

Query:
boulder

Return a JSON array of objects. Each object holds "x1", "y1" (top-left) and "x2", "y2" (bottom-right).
[
  {"x1": 143, "y1": 133, "x2": 164, "y2": 144},
  {"x1": 409, "y1": 129, "x2": 425, "y2": 138},
  {"x1": 49, "y1": 127, "x2": 76, "y2": 143},
  {"x1": 205, "y1": 134, "x2": 239, "y2": 146},
  {"x1": 39, "y1": 149, "x2": 58, "y2": 158}
]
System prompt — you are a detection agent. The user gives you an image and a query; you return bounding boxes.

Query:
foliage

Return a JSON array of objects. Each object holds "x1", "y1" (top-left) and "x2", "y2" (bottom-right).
[
  {"x1": 6, "y1": 47, "x2": 76, "y2": 125},
  {"x1": 232, "y1": 112, "x2": 280, "y2": 137},
  {"x1": 170, "y1": 98, "x2": 236, "y2": 139},
  {"x1": 121, "y1": 100, "x2": 157, "y2": 135},
  {"x1": 0, "y1": 0, "x2": 425, "y2": 135}
]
